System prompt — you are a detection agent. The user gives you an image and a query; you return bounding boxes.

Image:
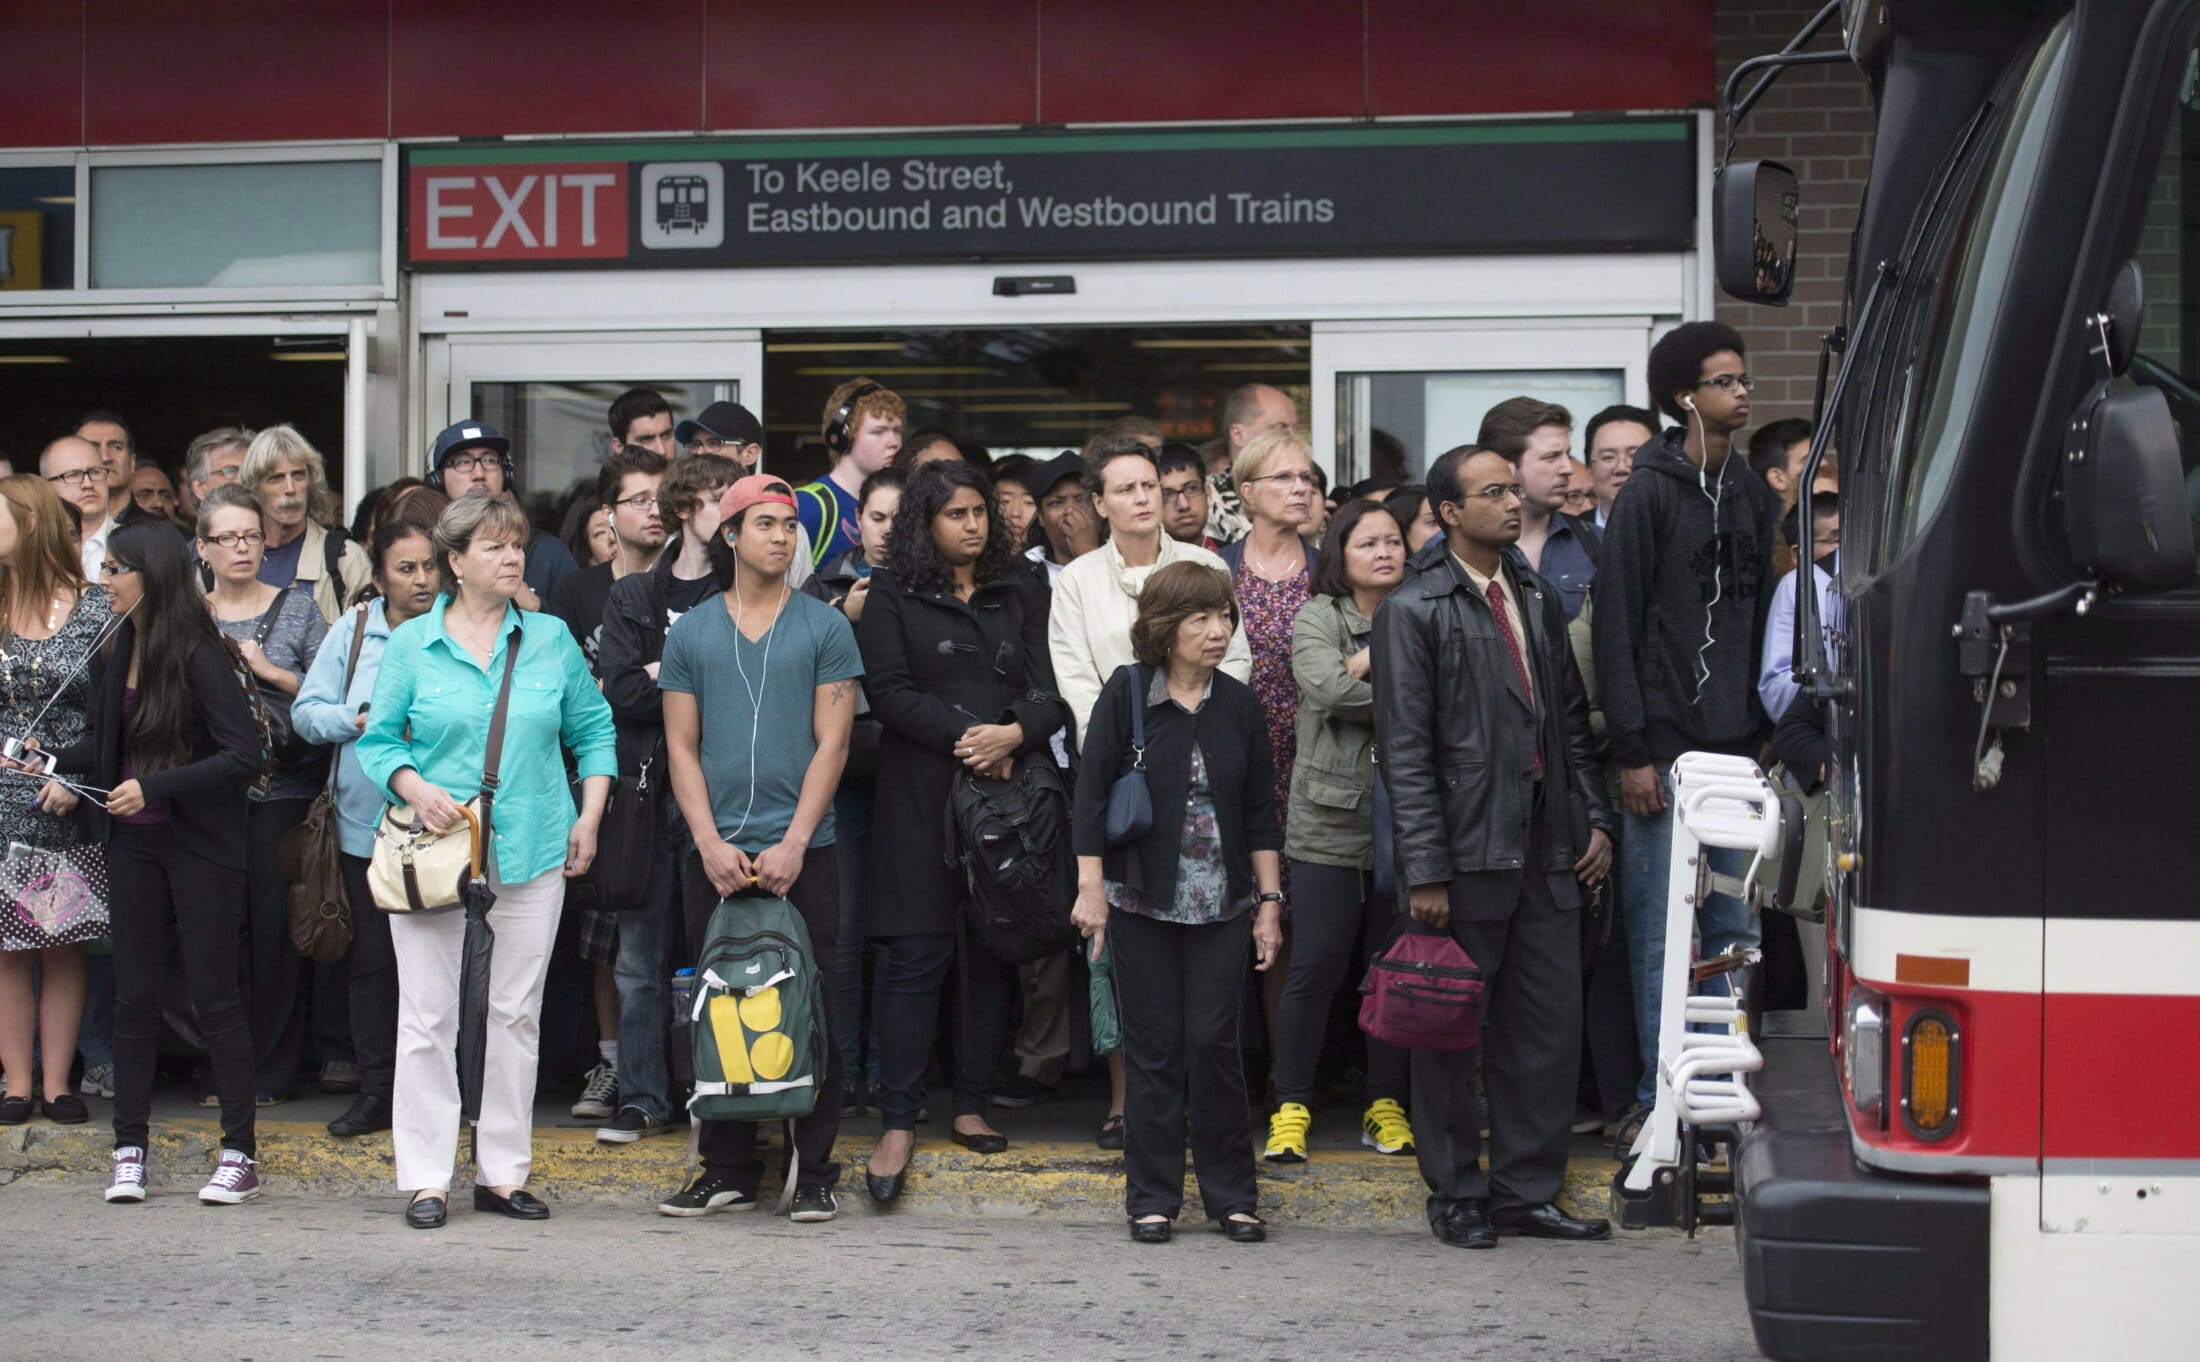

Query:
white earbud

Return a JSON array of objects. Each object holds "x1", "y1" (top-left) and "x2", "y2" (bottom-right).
[{"x1": 1682, "y1": 395, "x2": 1695, "y2": 410}]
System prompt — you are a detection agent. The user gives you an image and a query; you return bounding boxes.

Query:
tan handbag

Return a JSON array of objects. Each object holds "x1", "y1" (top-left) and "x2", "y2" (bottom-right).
[
  {"x1": 367, "y1": 623, "x2": 520, "y2": 914},
  {"x1": 283, "y1": 604, "x2": 369, "y2": 958}
]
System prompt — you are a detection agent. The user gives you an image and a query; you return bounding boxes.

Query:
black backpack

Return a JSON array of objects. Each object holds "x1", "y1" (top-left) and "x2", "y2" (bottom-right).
[{"x1": 943, "y1": 753, "x2": 1078, "y2": 964}]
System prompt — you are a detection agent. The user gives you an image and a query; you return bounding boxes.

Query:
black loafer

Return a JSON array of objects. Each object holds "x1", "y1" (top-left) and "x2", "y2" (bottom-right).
[
  {"x1": 1129, "y1": 1218, "x2": 1171, "y2": 1244},
  {"x1": 406, "y1": 1196, "x2": 447, "y2": 1230},
  {"x1": 1490, "y1": 1202, "x2": 1613, "y2": 1241},
  {"x1": 0, "y1": 1094, "x2": 31, "y2": 1125},
  {"x1": 42, "y1": 1093, "x2": 89, "y2": 1125},
  {"x1": 327, "y1": 1094, "x2": 392, "y2": 1138},
  {"x1": 473, "y1": 1186, "x2": 550, "y2": 1220},
  {"x1": 1431, "y1": 1199, "x2": 1498, "y2": 1249},
  {"x1": 951, "y1": 1128, "x2": 1008, "y2": 1154},
  {"x1": 1221, "y1": 1215, "x2": 1266, "y2": 1243}
]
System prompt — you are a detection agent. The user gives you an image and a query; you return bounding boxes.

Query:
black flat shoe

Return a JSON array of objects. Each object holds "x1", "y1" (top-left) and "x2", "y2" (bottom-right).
[
  {"x1": 1129, "y1": 1218, "x2": 1171, "y2": 1244},
  {"x1": 1221, "y1": 1215, "x2": 1267, "y2": 1243},
  {"x1": 1490, "y1": 1202, "x2": 1613, "y2": 1241},
  {"x1": 406, "y1": 1196, "x2": 447, "y2": 1230},
  {"x1": 0, "y1": 1094, "x2": 31, "y2": 1125},
  {"x1": 1432, "y1": 1199, "x2": 1498, "y2": 1249},
  {"x1": 473, "y1": 1186, "x2": 550, "y2": 1220},
  {"x1": 1095, "y1": 1114, "x2": 1124, "y2": 1151},
  {"x1": 951, "y1": 1128, "x2": 1008, "y2": 1154},
  {"x1": 865, "y1": 1169, "x2": 906, "y2": 1203},
  {"x1": 42, "y1": 1093, "x2": 89, "y2": 1125},
  {"x1": 327, "y1": 1094, "x2": 392, "y2": 1137}
]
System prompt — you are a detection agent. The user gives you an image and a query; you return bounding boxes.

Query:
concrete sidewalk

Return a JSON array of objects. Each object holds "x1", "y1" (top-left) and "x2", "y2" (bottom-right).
[{"x1": 1, "y1": 1084, "x2": 1620, "y2": 1225}]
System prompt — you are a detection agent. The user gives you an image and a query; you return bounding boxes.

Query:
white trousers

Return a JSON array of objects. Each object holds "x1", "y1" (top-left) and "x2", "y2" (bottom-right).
[{"x1": 388, "y1": 867, "x2": 565, "y2": 1193}]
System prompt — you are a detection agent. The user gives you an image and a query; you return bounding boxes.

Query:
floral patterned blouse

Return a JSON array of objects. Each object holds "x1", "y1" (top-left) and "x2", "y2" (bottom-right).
[{"x1": 1234, "y1": 562, "x2": 1310, "y2": 851}]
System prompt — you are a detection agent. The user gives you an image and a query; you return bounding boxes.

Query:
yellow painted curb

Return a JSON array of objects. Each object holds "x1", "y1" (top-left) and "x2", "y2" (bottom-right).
[{"x1": 3, "y1": 1118, "x2": 1620, "y2": 1226}]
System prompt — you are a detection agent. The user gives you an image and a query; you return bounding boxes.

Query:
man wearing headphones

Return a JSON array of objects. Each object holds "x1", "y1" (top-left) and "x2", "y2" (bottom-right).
[
  {"x1": 1588, "y1": 322, "x2": 1782, "y2": 1144},
  {"x1": 795, "y1": 379, "x2": 904, "y2": 569},
  {"x1": 428, "y1": 420, "x2": 579, "y2": 612}
]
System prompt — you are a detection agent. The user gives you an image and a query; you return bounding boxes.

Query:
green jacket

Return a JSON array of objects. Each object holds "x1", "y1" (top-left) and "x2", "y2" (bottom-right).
[{"x1": 1285, "y1": 592, "x2": 1378, "y2": 869}]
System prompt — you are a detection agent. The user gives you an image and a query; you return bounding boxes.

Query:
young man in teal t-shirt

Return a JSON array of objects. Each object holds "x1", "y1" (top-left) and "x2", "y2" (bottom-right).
[{"x1": 659, "y1": 475, "x2": 862, "y2": 1223}]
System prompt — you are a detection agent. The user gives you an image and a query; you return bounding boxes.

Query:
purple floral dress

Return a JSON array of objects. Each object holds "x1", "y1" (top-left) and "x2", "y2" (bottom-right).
[{"x1": 1234, "y1": 563, "x2": 1310, "y2": 851}]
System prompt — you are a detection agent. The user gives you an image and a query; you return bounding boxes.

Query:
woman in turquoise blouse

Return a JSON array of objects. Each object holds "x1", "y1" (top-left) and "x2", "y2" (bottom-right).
[{"x1": 358, "y1": 492, "x2": 615, "y2": 1230}]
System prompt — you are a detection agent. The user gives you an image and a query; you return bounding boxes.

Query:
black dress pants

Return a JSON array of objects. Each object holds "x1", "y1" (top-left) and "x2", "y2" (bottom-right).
[
  {"x1": 1413, "y1": 850, "x2": 1582, "y2": 1218},
  {"x1": 1274, "y1": 859, "x2": 1409, "y2": 1107},
  {"x1": 109, "y1": 822, "x2": 255, "y2": 1156},
  {"x1": 242, "y1": 796, "x2": 310, "y2": 1097},
  {"x1": 681, "y1": 846, "x2": 843, "y2": 1195},
  {"x1": 869, "y1": 930, "x2": 1016, "y2": 1131},
  {"x1": 338, "y1": 853, "x2": 397, "y2": 1099},
  {"x1": 1111, "y1": 908, "x2": 1259, "y2": 1222}
]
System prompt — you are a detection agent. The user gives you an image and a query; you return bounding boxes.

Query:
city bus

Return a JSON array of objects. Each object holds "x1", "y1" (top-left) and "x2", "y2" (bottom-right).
[{"x1": 1715, "y1": 2, "x2": 2200, "y2": 1358}]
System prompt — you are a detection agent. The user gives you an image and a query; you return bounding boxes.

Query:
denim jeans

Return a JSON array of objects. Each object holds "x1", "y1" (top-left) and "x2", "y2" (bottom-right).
[
  {"x1": 78, "y1": 949, "x2": 114, "y2": 1069},
  {"x1": 607, "y1": 810, "x2": 690, "y2": 1122},
  {"x1": 832, "y1": 785, "x2": 883, "y2": 1089},
  {"x1": 1619, "y1": 768, "x2": 1757, "y2": 1106}
]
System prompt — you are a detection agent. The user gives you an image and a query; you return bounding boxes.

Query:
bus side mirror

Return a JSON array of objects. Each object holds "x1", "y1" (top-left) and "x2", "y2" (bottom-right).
[
  {"x1": 2063, "y1": 382, "x2": 2196, "y2": 592},
  {"x1": 1714, "y1": 160, "x2": 1801, "y2": 306}
]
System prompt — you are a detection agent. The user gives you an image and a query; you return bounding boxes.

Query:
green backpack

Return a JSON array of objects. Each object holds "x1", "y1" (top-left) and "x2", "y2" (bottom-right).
[{"x1": 688, "y1": 893, "x2": 829, "y2": 1125}]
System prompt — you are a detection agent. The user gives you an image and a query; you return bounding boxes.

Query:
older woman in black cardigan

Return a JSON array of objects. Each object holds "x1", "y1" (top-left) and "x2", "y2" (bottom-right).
[{"x1": 1071, "y1": 561, "x2": 1283, "y2": 1245}]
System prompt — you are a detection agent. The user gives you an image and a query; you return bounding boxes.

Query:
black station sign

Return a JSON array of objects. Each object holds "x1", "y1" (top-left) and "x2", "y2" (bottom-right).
[{"x1": 404, "y1": 118, "x2": 1695, "y2": 271}]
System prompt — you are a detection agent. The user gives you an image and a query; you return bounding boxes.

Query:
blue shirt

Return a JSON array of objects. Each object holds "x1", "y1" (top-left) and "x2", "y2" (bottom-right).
[
  {"x1": 1757, "y1": 556, "x2": 1840, "y2": 724},
  {"x1": 357, "y1": 597, "x2": 616, "y2": 884},
  {"x1": 292, "y1": 599, "x2": 393, "y2": 859},
  {"x1": 525, "y1": 530, "x2": 578, "y2": 603},
  {"x1": 258, "y1": 532, "x2": 305, "y2": 589},
  {"x1": 795, "y1": 477, "x2": 862, "y2": 567},
  {"x1": 1506, "y1": 513, "x2": 1598, "y2": 621},
  {"x1": 658, "y1": 590, "x2": 863, "y2": 854}
]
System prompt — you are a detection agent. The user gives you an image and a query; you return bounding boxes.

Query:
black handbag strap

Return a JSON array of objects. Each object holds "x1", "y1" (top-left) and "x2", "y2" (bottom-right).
[
  {"x1": 320, "y1": 602, "x2": 372, "y2": 802},
  {"x1": 477, "y1": 624, "x2": 524, "y2": 841},
  {"x1": 254, "y1": 584, "x2": 294, "y2": 648},
  {"x1": 1122, "y1": 664, "x2": 1146, "y2": 770}
]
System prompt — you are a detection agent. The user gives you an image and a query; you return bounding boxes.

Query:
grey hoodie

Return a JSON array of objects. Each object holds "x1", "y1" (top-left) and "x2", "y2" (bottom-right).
[{"x1": 1590, "y1": 426, "x2": 1781, "y2": 770}]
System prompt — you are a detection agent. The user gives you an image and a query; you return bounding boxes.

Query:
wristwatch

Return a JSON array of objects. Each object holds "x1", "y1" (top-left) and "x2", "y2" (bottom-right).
[{"x1": 1256, "y1": 891, "x2": 1285, "y2": 905}]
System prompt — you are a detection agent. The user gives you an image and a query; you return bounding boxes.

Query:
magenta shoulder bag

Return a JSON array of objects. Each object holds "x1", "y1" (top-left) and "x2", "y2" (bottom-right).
[{"x1": 1358, "y1": 929, "x2": 1487, "y2": 1051}]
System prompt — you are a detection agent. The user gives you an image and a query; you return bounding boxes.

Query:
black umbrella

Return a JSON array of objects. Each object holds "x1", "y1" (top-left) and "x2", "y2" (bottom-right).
[{"x1": 452, "y1": 805, "x2": 497, "y2": 1124}]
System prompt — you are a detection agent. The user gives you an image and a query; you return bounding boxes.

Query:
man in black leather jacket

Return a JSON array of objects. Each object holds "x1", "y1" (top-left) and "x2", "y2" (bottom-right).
[{"x1": 1372, "y1": 445, "x2": 1617, "y2": 1250}]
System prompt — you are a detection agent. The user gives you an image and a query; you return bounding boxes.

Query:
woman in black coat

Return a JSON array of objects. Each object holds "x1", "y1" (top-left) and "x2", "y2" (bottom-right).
[{"x1": 853, "y1": 461, "x2": 1063, "y2": 1201}]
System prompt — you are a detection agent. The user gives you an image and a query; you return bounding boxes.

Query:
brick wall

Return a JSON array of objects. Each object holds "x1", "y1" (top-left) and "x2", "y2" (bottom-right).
[{"x1": 1713, "y1": 0, "x2": 1879, "y2": 424}]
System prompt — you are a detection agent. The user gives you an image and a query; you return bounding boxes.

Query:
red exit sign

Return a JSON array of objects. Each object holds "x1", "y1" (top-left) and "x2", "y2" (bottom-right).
[{"x1": 407, "y1": 163, "x2": 628, "y2": 262}]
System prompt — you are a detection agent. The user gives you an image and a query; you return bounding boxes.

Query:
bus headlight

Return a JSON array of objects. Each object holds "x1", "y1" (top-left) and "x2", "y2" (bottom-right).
[
  {"x1": 1844, "y1": 985, "x2": 1887, "y2": 1123},
  {"x1": 1901, "y1": 1010, "x2": 1961, "y2": 1140}
]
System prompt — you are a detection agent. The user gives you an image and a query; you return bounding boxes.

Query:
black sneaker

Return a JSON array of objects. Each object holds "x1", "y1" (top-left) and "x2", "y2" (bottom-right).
[
  {"x1": 597, "y1": 1105, "x2": 669, "y2": 1144},
  {"x1": 657, "y1": 1170, "x2": 758, "y2": 1217},
  {"x1": 991, "y1": 1075, "x2": 1058, "y2": 1109},
  {"x1": 787, "y1": 1185, "x2": 838, "y2": 1223}
]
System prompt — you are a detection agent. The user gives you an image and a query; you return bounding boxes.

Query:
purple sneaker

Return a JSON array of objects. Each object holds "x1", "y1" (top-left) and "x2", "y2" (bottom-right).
[
  {"x1": 104, "y1": 1146, "x2": 147, "y2": 1203},
  {"x1": 198, "y1": 1149, "x2": 261, "y2": 1205}
]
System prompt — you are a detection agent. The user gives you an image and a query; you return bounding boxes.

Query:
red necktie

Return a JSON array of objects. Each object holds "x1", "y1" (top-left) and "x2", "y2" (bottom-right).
[{"x1": 1486, "y1": 579, "x2": 1542, "y2": 778}]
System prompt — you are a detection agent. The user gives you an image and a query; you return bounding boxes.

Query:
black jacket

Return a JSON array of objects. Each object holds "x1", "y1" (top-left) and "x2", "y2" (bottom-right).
[
  {"x1": 1372, "y1": 539, "x2": 1613, "y2": 916},
  {"x1": 1071, "y1": 665, "x2": 1281, "y2": 913},
  {"x1": 854, "y1": 567, "x2": 1064, "y2": 937},
  {"x1": 1590, "y1": 427, "x2": 1781, "y2": 769},
  {"x1": 598, "y1": 540, "x2": 719, "y2": 777},
  {"x1": 800, "y1": 549, "x2": 884, "y2": 783},
  {"x1": 54, "y1": 626, "x2": 263, "y2": 869}
]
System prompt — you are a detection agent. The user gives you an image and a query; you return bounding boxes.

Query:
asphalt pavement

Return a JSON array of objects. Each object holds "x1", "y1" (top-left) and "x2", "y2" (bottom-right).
[{"x1": 0, "y1": 1180, "x2": 1765, "y2": 1361}]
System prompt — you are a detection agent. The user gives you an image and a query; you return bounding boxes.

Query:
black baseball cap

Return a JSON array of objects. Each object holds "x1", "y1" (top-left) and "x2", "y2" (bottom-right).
[
  {"x1": 430, "y1": 419, "x2": 510, "y2": 465},
  {"x1": 675, "y1": 401, "x2": 765, "y2": 449},
  {"x1": 1010, "y1": 450, "x2": 1085, "y2": 500}
]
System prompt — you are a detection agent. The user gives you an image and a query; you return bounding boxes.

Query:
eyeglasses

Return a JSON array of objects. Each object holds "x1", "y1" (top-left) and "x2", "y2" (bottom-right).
[
  {"x1": 97, "y1": 561, "x2": 136, "y2": 579},
  {"x1": 202, "y1": 531, "x2": 266, "y2": 550},
  {"x1": 440, "y1": 452, "x2": 499, "y2": 474},
  {"x1": 1160, "y1": 484, "x2": 1205, "y2": 504},
  {"x1": 684, "y1": 436, "x2": 727, "y2": 453},
  {"x1": 1461, "y1": 484, "x2": 1525, "y2": 504},
  {"x1": 611, "y1": 492, "x2": 659, "y2": 512},
  {"x1": 1241, "y1": 471, "x2": 1318, "y2": 490},
  {"x1": 1693, "y1": 374, "x2": 1758, "y2": 394},
  {"x1": 47, "y1": 468, "x2": 106, "y2": 488}
]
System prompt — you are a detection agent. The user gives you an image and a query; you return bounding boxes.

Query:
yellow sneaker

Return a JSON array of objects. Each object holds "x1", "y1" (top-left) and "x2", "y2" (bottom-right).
[
  {"x1": 1263, "y1": 1102, "x2": 1311, "y2": 1162},
  {"x1": 1361, "y1": 1098, "x2": 1415, "y2": 1155}
]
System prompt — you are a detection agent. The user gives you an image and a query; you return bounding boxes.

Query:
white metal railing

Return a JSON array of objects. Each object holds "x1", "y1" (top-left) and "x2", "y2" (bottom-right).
[{"x1": 1623, "y1": 752, "x2": 1781, "y2": 1191}]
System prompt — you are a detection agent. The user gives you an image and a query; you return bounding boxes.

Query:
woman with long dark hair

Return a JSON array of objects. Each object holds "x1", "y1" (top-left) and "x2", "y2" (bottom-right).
[
  {"x1": 853, "y1": 461, "x2": 1063, "y2": 1201},
  {"x1": 39, "y1": 522, "x2": 265, "y2": 1203}
]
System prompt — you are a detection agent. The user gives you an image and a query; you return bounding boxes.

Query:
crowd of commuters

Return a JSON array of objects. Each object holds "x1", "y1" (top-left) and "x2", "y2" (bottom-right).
[{"x1": 0, "y1": 318, "x2": 1834, "y2": 1243}]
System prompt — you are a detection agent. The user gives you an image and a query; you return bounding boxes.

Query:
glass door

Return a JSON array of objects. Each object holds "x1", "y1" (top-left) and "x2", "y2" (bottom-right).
[
  {"x1": 438, "y1": 331, "x2": 764, "y2": 503},
  {"x1": 1312, "y1": 323, "x2": 1653, "y2": 487}
]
